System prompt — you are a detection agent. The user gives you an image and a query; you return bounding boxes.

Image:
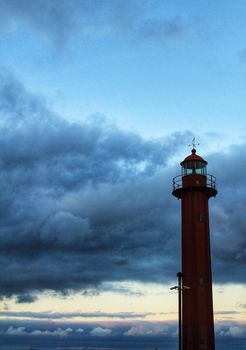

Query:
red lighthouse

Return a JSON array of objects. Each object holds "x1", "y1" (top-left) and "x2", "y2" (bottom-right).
[{"x1": 172, "y1": 146, "x2": 217, "y2": 350}]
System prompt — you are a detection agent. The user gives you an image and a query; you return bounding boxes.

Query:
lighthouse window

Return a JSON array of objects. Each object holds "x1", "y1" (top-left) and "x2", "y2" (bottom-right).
[
  {"x1": 182, "y1": 161, "x2": 207, "y2": 175},
  {"x1": 196, "y1": 162, "x2": 207, "y2": 175},
  {"x1": 198, "y1": 213, "x2": 203, "y2": 222},
  {"x1": 199, "y1": 276, "x2": 205, "y2": 286}
]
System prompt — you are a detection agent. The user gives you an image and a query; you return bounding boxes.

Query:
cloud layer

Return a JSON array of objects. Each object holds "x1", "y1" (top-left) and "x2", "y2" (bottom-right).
[
  {"x1": 0, "y1": 319, "x2": 245, "y2": 349},
  {"x1": 0, "y1": 70, "x2": 245, "y2": 300},
  {"x1": 0, "y1": 70, "x2": 189, "y2": 298},
  {"x1": 0, "y1": 311, "x2": 153, "y2": 320}
]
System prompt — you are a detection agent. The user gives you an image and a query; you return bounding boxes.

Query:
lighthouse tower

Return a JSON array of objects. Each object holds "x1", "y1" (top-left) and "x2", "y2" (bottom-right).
[{"x1": 172, "y1": 146, "x2": 217, "y2": 350}]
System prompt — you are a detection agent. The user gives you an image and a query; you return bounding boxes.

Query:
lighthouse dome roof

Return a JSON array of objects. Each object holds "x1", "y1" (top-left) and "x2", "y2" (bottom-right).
[{"x1": 181, "y1": 149, "x2": 207, "y2": 166}]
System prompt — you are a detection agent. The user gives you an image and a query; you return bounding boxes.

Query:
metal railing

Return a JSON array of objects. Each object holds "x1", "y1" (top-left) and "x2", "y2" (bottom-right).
[{"x1": 173, "y1": 174, "x2": 216, "y2": 191}]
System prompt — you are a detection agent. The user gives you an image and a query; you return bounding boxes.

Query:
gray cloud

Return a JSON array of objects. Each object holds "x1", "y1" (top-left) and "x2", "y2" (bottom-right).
[
  {"x1": 0, "y1": 311, "x2": 154, "y2": 320},
  {"x1": 81, "y1": 289, "x2": 100, "y2": 297},
  {"x1": 15, "y1": 294, "x2": 38, "y2": 304},
  {"x1": 214, "y1": 311, "x2": 242, "y2": 315}
]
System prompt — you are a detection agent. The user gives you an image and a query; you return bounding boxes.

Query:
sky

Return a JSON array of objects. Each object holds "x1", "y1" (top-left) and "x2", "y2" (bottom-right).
[{"x1": 0, "y1": 0, "x2": 246, "y2": 349}]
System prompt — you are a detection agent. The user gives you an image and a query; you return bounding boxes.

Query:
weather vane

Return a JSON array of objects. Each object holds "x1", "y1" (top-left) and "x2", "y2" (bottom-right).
[{"x1": 189, "y1": 137, "x2": 199, "y2": 150}]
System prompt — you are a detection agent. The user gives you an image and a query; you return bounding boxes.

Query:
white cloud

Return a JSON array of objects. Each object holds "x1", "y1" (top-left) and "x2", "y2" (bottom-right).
[
  {"x1": 31, "y1": 327, "x2": 73, "y2": 337},
  {"x1": 6, "y1": 326, "x2": 26, "y2": 335},
  {"x1": 124, "y1": 324, "x2": 168, "y2": 336},
  {"x1": 90, "y1": 327, "x2": 112, "y2": 336},
  {"x1": 76, "y1": 328, "x2": 84, "y2": 333},
  {"x1": 219, "y1": 325, "x2": 246, "y2": 338},
  {"x1": 5, "y1": 326, "x2": 73, "y2": 337}
]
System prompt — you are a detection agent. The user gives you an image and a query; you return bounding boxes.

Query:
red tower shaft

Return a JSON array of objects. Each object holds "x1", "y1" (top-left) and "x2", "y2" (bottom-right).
[{"x1": 173, "y1": 149, "x2": 217, "y2": 350}]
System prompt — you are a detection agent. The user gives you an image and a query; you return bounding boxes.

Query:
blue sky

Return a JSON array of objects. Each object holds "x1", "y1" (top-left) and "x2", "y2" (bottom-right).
[
  {"x1": 0, "y1": 1, "x2": 246, "y2": 349},
  {"x1": 1, "y1": 0, "x2": 246, "y2": 140}
]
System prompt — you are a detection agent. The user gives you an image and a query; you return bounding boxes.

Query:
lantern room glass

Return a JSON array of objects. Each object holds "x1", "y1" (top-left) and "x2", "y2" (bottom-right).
[{"x1": 182, "y1": 161, "x2": 207, "y2": 176}]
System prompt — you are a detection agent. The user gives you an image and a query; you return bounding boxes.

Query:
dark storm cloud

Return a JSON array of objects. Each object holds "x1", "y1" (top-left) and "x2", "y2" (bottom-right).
[
  {"x1": 0, "y1": 70, "x2": 191, "y2": 298},
  {"x1": 0, "y1": 0, "x2": 187, "y2": 47},
  {"x1": 0, "y1": 70, "x2": 245, "y2": 300},
  {"x1": 208, "y1": 147, "x2": 246, "y2": 282},
  {"x1": 15, "y1": 294, "x2": 38, "y2": 304}
]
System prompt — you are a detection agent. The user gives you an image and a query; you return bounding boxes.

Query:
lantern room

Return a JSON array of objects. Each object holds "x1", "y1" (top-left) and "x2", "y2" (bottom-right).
[
  {"x1": 181, "y1": 148, "x2": 207, "y2": 176},
  {"x1": 172, "y1": 147, "x2": 217, "y2": 199}
]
